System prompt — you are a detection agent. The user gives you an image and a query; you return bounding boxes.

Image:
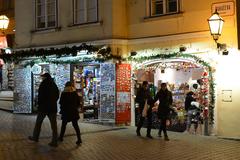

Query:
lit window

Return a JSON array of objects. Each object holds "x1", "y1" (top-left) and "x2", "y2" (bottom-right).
[
  {"x1": 74, "y1": 0, "x2": 98, "y2": 24},
  {"x1": 150, "y1": 0, "x2": 179, "y2": 16},
  {"x1": 36, "y1": 0, "x2": 57, "y2": 29}
]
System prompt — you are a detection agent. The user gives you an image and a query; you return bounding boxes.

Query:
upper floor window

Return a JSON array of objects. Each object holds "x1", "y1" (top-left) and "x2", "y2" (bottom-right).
[
  {"x1": 0, "y1": 0, "x2": 14, "y2": 11},
  {"x1": 74, "y1": 0, "x2": 98, "y2": 24},
  {"x1": 150, "y1": 0, "x2": 179, "y2": 16},
  {"x1": 36, "y1": 0, "x2": 57, "y2": 29}
]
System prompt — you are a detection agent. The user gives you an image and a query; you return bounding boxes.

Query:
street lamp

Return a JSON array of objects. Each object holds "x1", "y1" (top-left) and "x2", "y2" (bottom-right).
[
  {"x1": 207, "y1": 10, "x2": 224, "y2": 43},
  {"x1": 0, "y1": 15, "x2": 9, "y2": 32}
]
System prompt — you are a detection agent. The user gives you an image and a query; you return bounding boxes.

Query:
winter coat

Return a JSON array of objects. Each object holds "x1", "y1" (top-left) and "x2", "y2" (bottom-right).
[
  {"x1": 59, "y1": 87, "x2": 80, "y2": 122},
  {"x1": 154, "y1": 89, "x2": 173, "y2": 119},
  {"x1": 185, "y1": 92, "x2": 196, "y2": 111},
  {"x1": 135, "y1": 87, "x2": 153, "y2": 113},
  {"x1": 38, "y1": 78, "x2": 59, "y2": 113}
]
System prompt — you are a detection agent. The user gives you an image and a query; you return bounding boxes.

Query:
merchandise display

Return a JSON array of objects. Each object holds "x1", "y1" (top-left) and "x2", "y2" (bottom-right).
[{"x1": 72, "y1": 65, "x2": 100, "y2": 119}]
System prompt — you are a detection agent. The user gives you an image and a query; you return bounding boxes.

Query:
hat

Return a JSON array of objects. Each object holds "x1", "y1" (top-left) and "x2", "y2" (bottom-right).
[{"x1": 40, "y1": 72, "x2": 51, "y2": 79}]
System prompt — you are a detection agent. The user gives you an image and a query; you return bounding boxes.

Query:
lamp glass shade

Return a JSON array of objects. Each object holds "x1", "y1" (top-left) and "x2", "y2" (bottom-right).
[
  {"x1": 208, "y1": 11, "x2": 224, "y2": 40},
  {"x1": 0, "y1": 15, "x2": 9, "y2": 30}
]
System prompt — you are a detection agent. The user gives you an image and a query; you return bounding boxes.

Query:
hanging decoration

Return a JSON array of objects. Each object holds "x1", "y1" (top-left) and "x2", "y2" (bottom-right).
[
  {"x1": 0, "y1": 43, "x2": 116, "y2": 63},
  {"x1": 128, "y1": 52, "x2": 215, "y2": 124}
]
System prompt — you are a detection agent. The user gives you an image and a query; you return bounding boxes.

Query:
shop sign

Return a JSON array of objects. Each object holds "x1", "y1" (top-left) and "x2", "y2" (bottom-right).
[
  {"x1": 116, "y1": 63, "x2": 131, "y2": 125},
  {"x1": 212, "y1": 1, "x2": 235, "y2": 16}
]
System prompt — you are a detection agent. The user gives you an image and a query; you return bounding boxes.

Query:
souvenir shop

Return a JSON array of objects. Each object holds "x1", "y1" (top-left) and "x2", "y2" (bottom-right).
[
  {"x1": 31, "y1": 63, "x2": 101, "y2": 120},
  {"x1": 133, "y1": 59, "x2": 210, "y2": 134}
]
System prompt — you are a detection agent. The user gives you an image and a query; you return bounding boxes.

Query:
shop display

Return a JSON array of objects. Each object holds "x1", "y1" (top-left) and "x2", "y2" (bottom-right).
[
  {"x1": 14, "y1": 67, "x2": 32, "y2": 113},
  {"x1": 100, "y1": 63, "x2": 116, "y2": 121},
  {"x1": 116, "y1": 63, "x2": 131, "y2": 125},
  {"x1": 134, "y1": 62, "x2": 209, "y2": 134},
  {"x1": 72, "y1": 65, "x2": 100, "y2": 119}
]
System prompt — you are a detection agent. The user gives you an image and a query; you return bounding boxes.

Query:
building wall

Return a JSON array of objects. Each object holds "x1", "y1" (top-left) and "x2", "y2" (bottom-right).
[
  {"x1": 15, "y1": 0, "x2": 117, "y2": 48},
  {"x1": 127, "y1": 0, "x2": 239, "y2": 137}
]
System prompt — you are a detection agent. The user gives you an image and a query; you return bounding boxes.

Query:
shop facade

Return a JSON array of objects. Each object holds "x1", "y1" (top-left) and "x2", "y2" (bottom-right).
[{"x1": 12, "y1": 53, "x2": 131, "y2": 125}]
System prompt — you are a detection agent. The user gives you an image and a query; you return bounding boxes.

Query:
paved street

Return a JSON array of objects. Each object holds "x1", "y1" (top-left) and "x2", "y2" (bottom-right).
[{"x1": 0, "y1": 110, "x2": 239, "y2": 160}]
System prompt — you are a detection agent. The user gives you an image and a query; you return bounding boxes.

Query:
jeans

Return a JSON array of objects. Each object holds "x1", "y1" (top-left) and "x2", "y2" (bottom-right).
[
  {"x1": 32, "y1": 112, "x2": 58, "y2": 144},
  {"x1": 136, "y1": 111, "x2": 152, "y2": 136}
]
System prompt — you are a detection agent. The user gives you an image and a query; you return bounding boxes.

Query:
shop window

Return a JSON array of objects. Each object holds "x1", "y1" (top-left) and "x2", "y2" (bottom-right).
[
  {"x1": 149, "y1": 0, "x2": 179, "y2": 17},
  {"x1": 73, "y1": 0, "x2": 98, "y2": 24},
  {"x1": 35, "y1": 0, "x2": 57, "y2": 29}
]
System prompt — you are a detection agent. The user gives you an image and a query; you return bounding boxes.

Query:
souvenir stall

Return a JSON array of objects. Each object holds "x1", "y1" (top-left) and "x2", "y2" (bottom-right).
[{"x1": 133, "y1": 60, "x2": 210, "y2": 134}]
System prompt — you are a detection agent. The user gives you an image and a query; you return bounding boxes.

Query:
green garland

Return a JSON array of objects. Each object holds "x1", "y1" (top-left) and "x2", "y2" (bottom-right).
[
  {"x1": 128, "y1": 52, "x2": 215, "y2": 124},
  {"x1": 0, "y1": 43, "x2": 112, "y2": 63}
]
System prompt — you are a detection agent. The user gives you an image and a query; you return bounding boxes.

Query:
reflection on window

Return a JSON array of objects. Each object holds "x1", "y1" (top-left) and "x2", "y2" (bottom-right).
[
  {"x1": 36, "y1": 0, "x2": 57, "y2": 29},
  {"x1": 74, "y1": 0, "x2": 98, "y2": 24},
  {"x1": 150, "y1": 0, "x2": 179, "y2": 16}
]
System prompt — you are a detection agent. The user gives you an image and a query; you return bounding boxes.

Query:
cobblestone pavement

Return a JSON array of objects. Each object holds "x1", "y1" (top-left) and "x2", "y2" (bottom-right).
[{"x1": 0, "y1": 110, "x2": 239, "y2": 160}]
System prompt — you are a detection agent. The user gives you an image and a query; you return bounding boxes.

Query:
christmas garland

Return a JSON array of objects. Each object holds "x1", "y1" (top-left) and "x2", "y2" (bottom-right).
[
  {"x1": 0, "y1": 43, "x2": 112, "y2": 63},
  {"x1": 128, "y1": 52, "x2": 215, "y2": 124}
]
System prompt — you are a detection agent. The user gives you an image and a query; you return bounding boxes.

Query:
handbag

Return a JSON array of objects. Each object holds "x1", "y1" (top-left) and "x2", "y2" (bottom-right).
[{"x1": 142, "y1": 100, "x2": 148, "y2": 117}]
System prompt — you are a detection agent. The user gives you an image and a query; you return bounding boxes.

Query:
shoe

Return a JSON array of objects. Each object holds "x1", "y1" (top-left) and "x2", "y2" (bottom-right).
[
  {"x1": 48, "y1": 142, "x2": 58, "y2": 147},
  {"x1": 164, "y1": 136, "x2": 169, "y2": 141},
  {"x1": 76, "y1": 140, "x2": 82, "y2": 146},
  {"x1": 28, "y1": 136, "x2": 38, "y2": 142},
  {"x1": 136, "y1": 130, "x2": 141, "y2": 136},
  {"x1": 146, "y1": 135, "x2": 153, "y2": 139}
]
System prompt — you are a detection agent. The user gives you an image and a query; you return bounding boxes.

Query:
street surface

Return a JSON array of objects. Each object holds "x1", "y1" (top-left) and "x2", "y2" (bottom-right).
[{"x1": 0, "y1": 110, "x2": 239, "y2": 160}]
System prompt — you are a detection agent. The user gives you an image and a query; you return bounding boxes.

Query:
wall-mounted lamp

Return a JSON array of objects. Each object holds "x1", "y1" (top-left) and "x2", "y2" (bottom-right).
[
  {"x1": 208, "y1": 10, "x2": 228, "y2": 54},
  {"x1": 0, "y1": 15, "x2": 9, "y2": 34},
  {"x1": 207, "y1": 10, "x2": 224, "y2": 43}
]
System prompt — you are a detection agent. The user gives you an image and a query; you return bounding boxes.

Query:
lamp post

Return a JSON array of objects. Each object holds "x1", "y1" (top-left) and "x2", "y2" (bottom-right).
[{"x1": 0, "y1": 15, "x2": 10, "y2": 33}]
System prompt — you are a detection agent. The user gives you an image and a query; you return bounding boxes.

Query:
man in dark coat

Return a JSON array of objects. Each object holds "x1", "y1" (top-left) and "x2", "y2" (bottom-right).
[
  {"x1": 154, "y1": 83, "x2": 173, "y2": 141},
  {"x1": 135, "y1": 81, "x2": 153, "y2": 138},
  {"x1": 29, "y1": 73, "x2": 59, "y2": 147}
]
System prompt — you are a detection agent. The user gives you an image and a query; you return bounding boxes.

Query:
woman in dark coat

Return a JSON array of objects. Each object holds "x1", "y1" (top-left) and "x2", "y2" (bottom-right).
[
  {"x1": 59, "y1": 81, "x2": 82, "y2": 145},
  {"x1": 153, "y1": 83, "x2": 173, "y2": 141}
]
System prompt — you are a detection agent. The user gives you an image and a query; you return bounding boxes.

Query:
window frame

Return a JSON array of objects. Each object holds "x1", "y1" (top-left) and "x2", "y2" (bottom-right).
[
  {"x1": 35, "y1": 0, "x2": 58, "y2": 30},
  {"x1": 73, "y1": 0, "x2": 99, "y2": 25},
  {"x1": 149, "y1": 0, "x2": 180, "y2": 17}
]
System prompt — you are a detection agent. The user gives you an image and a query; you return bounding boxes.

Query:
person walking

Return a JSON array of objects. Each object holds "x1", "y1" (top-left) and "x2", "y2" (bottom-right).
[
  {"x1": 28, "y1": 73, "x2": 59, "y2": 147},
  {"x1": 58, "y1": 81, "x2": 82, "y2": 145},
  {"x1": 135, "y1": 81, "x2": 154, "y2": 139},
  {"x1": 185, "y1": 91, "x2": 200, "y2": 134},
  {"x1": 154, "y1": 83, "x2": 173, "y2": 141}
]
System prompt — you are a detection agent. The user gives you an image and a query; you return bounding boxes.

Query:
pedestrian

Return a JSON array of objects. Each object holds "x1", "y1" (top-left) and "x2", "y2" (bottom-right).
[
  {"x1": 185, "y1": 91, "x2": 200, "y2": 134},
  {"x1": 28, "y1": 73, "x2": 59, "y2": 147},
  {"x1": 153, "y1": 83, "x2": 173, "y2": 141},
  {"x1": 58, "y1": 81, "x2": 82, "y2": 145},
  {"x1": 135, "y1": 81, "x2": 154, "y2": 139}
]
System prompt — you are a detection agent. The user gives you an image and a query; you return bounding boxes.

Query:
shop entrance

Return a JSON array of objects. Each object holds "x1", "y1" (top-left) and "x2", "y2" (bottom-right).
[
  {"x1": 71, "y1": 64, "x2": 100, "y2": 121},
  {"x1": 134, "y1": 59, "x2": 210, "y2": 134}
]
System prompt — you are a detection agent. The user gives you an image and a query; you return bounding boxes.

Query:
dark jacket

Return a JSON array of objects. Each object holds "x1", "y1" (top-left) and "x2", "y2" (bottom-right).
[
  {"x1": 59, "y1": 89, "x2": 80, "y2": 122},
  {"x1": 38, "y1": 78, "x2": 59, "y2": 113},
  {"x1": 185, "y1": 92, "x2": 196, "y2": 111},
  {"x1": 135, "y1": 87, "x2": 153, "y2": 113},
  {"x1": 154, "y1": 89, "x2": 173, "y2": 119}
]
